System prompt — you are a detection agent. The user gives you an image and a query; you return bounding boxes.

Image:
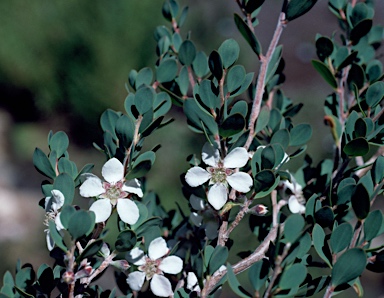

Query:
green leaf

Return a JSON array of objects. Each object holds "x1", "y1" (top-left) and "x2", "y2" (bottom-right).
[
  {"x1": 271, "y1": 129, "x2": 290, "y2": 150},
  {"x1": 285, "y1": 0, "x2": 318, "y2": 22},
  {"x1": 48, "y1": 220, "x2": 67, "y2": 251},
  {"x1": 347, "y1": 63, "x2": 366, "y2": 90},
  {"x1": 316, "y1": 36, "x2": 334, "y2": 61},
  {"x1": 313, "y1": 224, "x2": 331, "y2": 267},
  {"x1": 208, "y1": 50, "x2": 223, "y2": 80},
  {"x1": 53, "y1": 173, "x2": 75, "y2": 205},
  {"x1": 266, "y1": 45, "x2": 282, "y2": 83},
  {"x1": 312, "y1": 60, "x2": 337, "y2": 89},
  {"x1": 343, "y1": 138, "x2": 369, "y2": 156},
  {"x1": 33, "y1": 148, "x2": 56, "y2": 179},
  {"x1": 58, "y1": 158, "x2": 77, "y2": 179},
  {"x1": 135, "y1": 86, "x2": 155, "y2": 115},
  {"x1": 226, "y1": 264, "x2": 252, "y2": 298},
  {"x1": 253, "y1": 170, "x2": 276, "y2": 192},
  {"x1": 178, "y1": 40, "x2": 196, "y2": 66},
  {"x1": 100, "y1": 109, "x2": 119, "y2": 140},
  {"x1": 284, "y1": 213, "x2": 305, "y2": 243},
  {"x1": 364, "y1": 210, "x2": 383, "y2": 242},
  {"x1": 255, "y1": 106, "x2": 270, "y2": 134},
  {"x1": 219, "y1": 114, "x2": 245, "y2": 138},
  {"x1": 59, "y1": 205, "x2": 76, "y2": 229},
  {"x1": 78, "y1": 239, "x2": 104, "y2": 261},
  {"x1": 37, "y1": 266, "x2": 55, "y2": 294},
  {"x1": 315, "y1": 206, "x2": 334, "y2": 228},
  {"x1": 249, "y1": 259, "x2": 270, "y2": 291},
  {"x1": 184, "y1": 98, "x2": 218, "y2": 135},
  {"x1": 330, "y1": 223, "x2": 353, "y2": 254},
  {"x1": 209, "y1": 246, "x2": 228, "y2": 275},
  {"x1": 115, "y1": 115, "x2": 134, "y2": 149},
  {"x1": 366, "y1": 60, "x2": 383, "y2": 82},
  {"x1": 198, "y1": 79, "x2": 220, "y2": 110},
  {"x1": 234, "y1": 13, "x2": 261, "y2": 57},
  {"x1": 67, "y1": 210, "x2": 95, "y2": 240},
  {"x1": 350, "y1": 19, "x2": 372, "y2": 45},
  {"x1": 49, "y1": 131, "x2": 69, "y2": 157},
  {"x1": 218, "y1": 39, "x2": 240, "y2": 69},
  {"x1": 156, "y1": 58, "x2": 178, "y2": 83},
  {"x1": 192, "y1": 51, "x2": 209, "y2": 78},
  {"x1": 279, "y1": 263, "x2": 307, "y2": 290},
  {"x1": 289, "y1": 124, "x2": 312, "y2": 147},
  {"x1": 115, "y1": 230, "x2": 137, "y2": 252},
  {"x1": 177, "y1": 66, "x2": 189, "y2": 96},
  {"x1": 331, "y1": 248, "x2": 366, "y2": 287},
  {"x1": 366, "y1": 81, "x2": 384, "y2": 108},
  {"x1": 135, "y1": 67, "x2": 153, "y2": 88},
  {"x1": 351, "y1": 184, "x2": 370, "y2": 220},
  {"x1": 134, "y1": 217, "x2": 163, "y2": 238},
  {"x1": 227, "y1": 65, "x2": 246, "y2": 93},
  {"x1": 372, "y1": 155, "x2": 384, "y2": 184}
]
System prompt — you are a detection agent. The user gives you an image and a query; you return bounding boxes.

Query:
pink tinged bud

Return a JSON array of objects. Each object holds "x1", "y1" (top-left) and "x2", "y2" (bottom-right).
[
  {"x1": 74, "y1": 266, "x2": 93, "y2": 280},
  {"x1": 111, "y1": 260, "x2": 130, "y2": 271},
  {"x1": 250, "y1": 204, "x2": 268, "y2": 216},
  {"x1": 62, "y1": 271, "x2": 75, "y2": 284}
]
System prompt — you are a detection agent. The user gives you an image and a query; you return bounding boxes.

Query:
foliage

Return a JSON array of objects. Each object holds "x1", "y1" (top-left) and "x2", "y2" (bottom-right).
[{"x1": 1, "y1": 0, "x2": 384, "y2": 297}]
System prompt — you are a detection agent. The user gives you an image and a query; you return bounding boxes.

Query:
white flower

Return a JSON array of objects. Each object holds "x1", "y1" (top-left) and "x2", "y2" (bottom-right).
[
  {"x1": 185, "y1": 143, "x2": 253, "y2": 210},
  {"x1": 126, "y1": 237, "x2": 183, "y2": 297},
  {"x1": 80, "y1": 158, "x2": 142, "y2": 225},
  {"x1": 43, "y1": 189, "x2": 65, "y2": 251},
  {"x1": 282, "y1": 175, "x2": 306, "y2": 214}
]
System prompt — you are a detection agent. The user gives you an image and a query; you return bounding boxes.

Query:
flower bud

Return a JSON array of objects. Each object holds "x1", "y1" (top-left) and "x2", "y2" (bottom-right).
[
  {"x1": 111, "y1": 260, "x2": 130, "y2": 271},
  {"x1": 62, "y1": 271, "x2": 75, "y2": 284},
  {"x1": 249, "y1": 204, "x2": 268, "y2": 216}
]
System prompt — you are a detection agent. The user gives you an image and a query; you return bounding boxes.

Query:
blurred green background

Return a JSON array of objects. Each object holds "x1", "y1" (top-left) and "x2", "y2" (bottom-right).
[{"x1": 0, "y1": 0, "x2": 383, "y2": 296}]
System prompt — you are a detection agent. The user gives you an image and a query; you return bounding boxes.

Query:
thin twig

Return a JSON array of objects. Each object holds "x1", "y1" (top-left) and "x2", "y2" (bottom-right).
[
  {"x1": 201, "y1": 224, "x2": 283, "y2": 297},
  {"x1": 244, "y1": 13, "x2": 286, "y2": 150},
  {"x1": 263, "y1": 242, "x2": 291, "y2": 298}
]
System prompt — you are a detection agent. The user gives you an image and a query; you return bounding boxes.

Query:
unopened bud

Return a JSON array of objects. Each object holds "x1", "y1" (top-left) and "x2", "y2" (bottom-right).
[
  {"x1": 74, "y1": 266, "x2": 93, "y2": 280},
  {"x1": 111, "y1": 260, "x2": 130, "y2": 271},
  {"x1": 62, "y1": 271, "x2": 75, "y2": 284},
  {"x1": 249, "y1": 204, "x2": 268, "y2": 216}
]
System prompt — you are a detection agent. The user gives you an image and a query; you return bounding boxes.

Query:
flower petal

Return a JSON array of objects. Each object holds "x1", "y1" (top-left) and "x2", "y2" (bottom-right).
[
  {"x1": 55, "y1": 212, "x2": 65, "y2": 230},
  {"x1": 148, "y1": 237, "x2": 169, "y2": 260},
  {"x1": 122, "y1": 179, "x2": 143, "y2": 197},
  {"x1": 150, "y1": 274, "x2": 173, "y2": 297},
  {"x1": 202, "y1": 142, "x2": 220, "y2": 167},
  {"x1": 80, "y1": 176, "x2": 105, "y2": 197},
  {"x1": 89, "y1": 199, "x2": 112, "y2": 223},
  {"x1": 45, "y1": 230, "x2": 55, "y2": 251},
  {"x1": 185, "y1": 167, "x2": 211, "y2": 187},
  {"x1": 51, "y1": 190, "x2": 65, "y2": 209},
  {"x1": 226, "y1": 172, "x2": 253, "y2": 193},
  {"x1": 116, "y1": 199, "x2": 140, "y2": 225},
  {"x1": 159, "y1": 256, "x2": 183, "y2": 274},
  {"x1": 187, "y1": 272, "x2": 198, "y2": 291},
  {"x1": 223, "y1": 147, "x2": 249, "y2": 168},
  {"x1": 127, "y1": 271, "x2": 146, "y2": 291},
  {"x1": 126, "y1": 247, "x2": 146, "y2": 266},
  {"x1": 288, "y1": 195, "x2": 305, "y2": 213},
  {"x1": 208, "y1": 183, "x2": 228, "y2": 210},
  {"x1": 102, "y1": 158, "x2": 124, "y2": 183}
]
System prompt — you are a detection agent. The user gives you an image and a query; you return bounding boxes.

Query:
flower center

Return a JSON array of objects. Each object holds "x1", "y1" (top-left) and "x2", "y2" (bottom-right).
[
  {"x1": 208, "y1": 163, "x2": 233, "y2": 184},
  {"x1": 103, "y1": 182, "x2": 127, "y2": 205},
  {"x1": 44, "y1": 210, "x2": 58, "y2": 226},
  {"x1": 139, "y1": 257, "x2": 162, "y2": 280}
]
